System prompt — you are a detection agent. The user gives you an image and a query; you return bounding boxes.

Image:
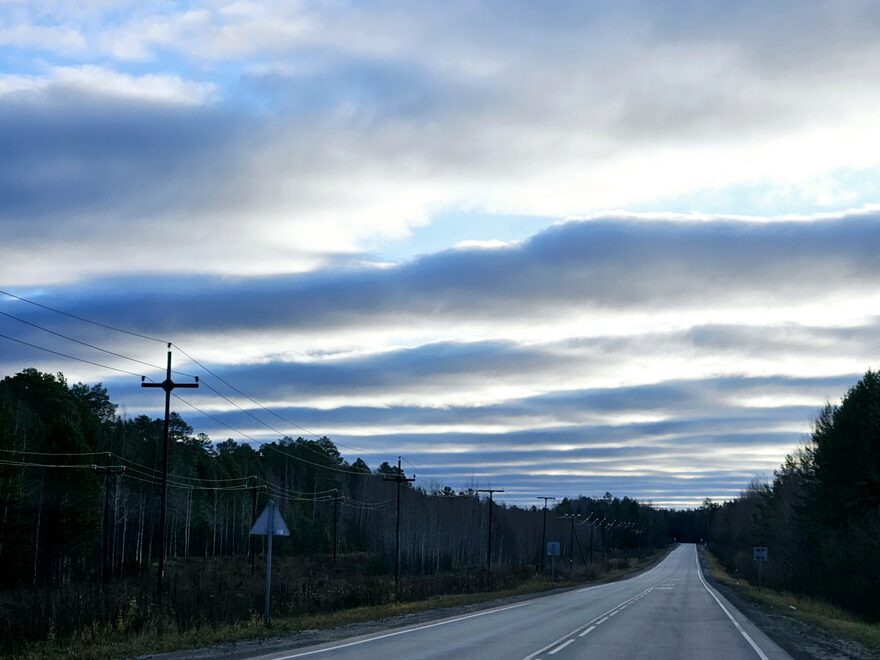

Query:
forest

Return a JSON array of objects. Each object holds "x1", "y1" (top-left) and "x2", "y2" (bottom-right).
[
  {"x1": 0, "y1": 367, "x2": 684, "y2": 653},
  {"x1": 702, "y1": 370, "x2": 880, "y2": 622}
]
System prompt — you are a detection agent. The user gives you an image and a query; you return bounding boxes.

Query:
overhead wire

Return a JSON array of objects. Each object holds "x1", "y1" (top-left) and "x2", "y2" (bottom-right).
[
  {"x1": 0, "y1": 448, "x2": 110, "y2": 458},
  {"x1": 172, "y1": 393, "x2": 377, "y2": 477},
  {"x1": 120, "y1": 471, "x2": 249, "y2": 492},
  {"x1": 172, "y1": 342, "x2": 372, "y2": 456},
  {"x1": 194, "y1": 378, "x2": 380, "y2": 472},
  {"x1": 0, "y1": 289, "x2": 167, "y2": 344},
  {"x1": 0, "y1": 310, "x2": 180, "y2": 377},
  {"x1": 0, "y1": 333, "x2": 147, "y2": 379},
  {"x1": 0, "y1": 458, "x2": 121, "y2": 470}
]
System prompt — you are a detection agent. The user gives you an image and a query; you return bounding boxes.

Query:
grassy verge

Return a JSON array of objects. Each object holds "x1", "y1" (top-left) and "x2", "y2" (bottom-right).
[
  {"x1": 703, "y1": 548, "x2": 880, "y2": 653},
  {"x1": 11, "y1": 549, "x2": 667, "y2": 659}
]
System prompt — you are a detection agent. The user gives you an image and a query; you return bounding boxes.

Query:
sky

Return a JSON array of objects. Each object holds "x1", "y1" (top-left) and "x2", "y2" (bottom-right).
[{"x1": 2, "y1": 1, "x2": 880, "y2": 508}]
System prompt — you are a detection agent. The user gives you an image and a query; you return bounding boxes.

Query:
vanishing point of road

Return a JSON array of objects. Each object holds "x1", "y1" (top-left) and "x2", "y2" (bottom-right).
[{"x1": 250, "y1": 544, "x2": 791, "y2": 660}]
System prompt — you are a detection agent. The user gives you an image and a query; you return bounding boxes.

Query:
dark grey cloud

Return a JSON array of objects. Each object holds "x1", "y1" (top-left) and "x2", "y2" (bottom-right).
[
  {"x1": 0, "y1": 88, "x2": 239, "y2": 233},
  {"x1": 7, "y1": 212, "x2": 880, "y2": 339}
]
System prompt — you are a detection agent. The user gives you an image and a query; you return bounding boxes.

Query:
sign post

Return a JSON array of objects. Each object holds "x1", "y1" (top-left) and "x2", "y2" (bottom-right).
[
  {"x1": 753, "y1": 546, "x2": 768, "y2": 589},
  {"x1": 547, "y1": 541, "x2": 561, "y2": 582},
  {"x1": 251, "y1": 500, "x2": 290, "y2": 625}
]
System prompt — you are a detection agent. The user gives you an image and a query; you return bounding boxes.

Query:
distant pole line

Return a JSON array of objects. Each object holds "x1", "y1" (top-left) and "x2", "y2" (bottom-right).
[{"x1": 140, "y1": 344, "x2": 199, "y2": 601}]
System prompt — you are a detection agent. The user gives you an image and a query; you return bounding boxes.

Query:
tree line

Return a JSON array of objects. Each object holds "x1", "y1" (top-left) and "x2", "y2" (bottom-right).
[
  {"x1": 0, "y1": 367, "x2": 686, "y2": 593},
  {"x1": 703, "y1": 370, "x2": 880, "y2": 621}
]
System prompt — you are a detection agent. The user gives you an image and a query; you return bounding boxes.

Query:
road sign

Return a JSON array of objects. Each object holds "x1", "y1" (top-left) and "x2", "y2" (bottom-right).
[
  {"x1": 250, "y1": 500, "x2": 289, "y2": 626},
  {"x1": 546, "y1": 541, "x2": 561, "y2": 557},
  {"x1": 251, "y1": 500, "x2": 290, "y2": 536},
  {"x1": 753, "y1": 546, "x2": 768, "y2": 562}
]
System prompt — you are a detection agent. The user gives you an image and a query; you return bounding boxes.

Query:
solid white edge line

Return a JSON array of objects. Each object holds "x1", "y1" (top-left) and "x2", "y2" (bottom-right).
[
  {"x1": 269, "y1": 600, "x2": 533, "y2": 659},
  {"x1": 693, "y1": 545, "x2": 770, "y2": 660},
  {"x1": 547, "y1": 639, "x2": 575, "y2": 655}
]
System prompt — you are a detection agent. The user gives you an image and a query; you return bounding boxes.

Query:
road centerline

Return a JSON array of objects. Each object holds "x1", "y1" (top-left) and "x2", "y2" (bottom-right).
[{"x1": 268, "y1": 600, "x2": 534, "y2": 659}]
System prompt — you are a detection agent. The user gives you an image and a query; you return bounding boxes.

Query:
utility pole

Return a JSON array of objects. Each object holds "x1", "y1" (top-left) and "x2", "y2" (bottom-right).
[
  {"x1": 331, "y1": 492, "x2": 343, "y2": 569},
  {"x1": 588, "y1": 519, "x2": 593, "y2": 566},
  {"x1": 477, "y1": 488, "x2": 504, "y2": 579},
  {"x1": 559, "y1": 514, "x2": 581, "y2": 572},
  {"x1": 141, "y1": 343, "x2": 199, "y2": 600},
  {"x1": 95, "y1": 464, "x2": 125, "y2": 586},
  {"x1": 249, "y1": 476, "x2": 261, "y2": 575},
  {"x1": 537, "y1": 496, "x2": 555, "y2": 575},
  {"x1": 383, "y1": 457, "x2": 415, "y2": 593}
]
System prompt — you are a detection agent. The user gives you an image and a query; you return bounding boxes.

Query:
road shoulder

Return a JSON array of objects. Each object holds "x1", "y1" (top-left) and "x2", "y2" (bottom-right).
[
  {"x1": 140, "y1": 547, "x2": 673, "y2": 660},
  {"x1": 697, "y1": 547, "x2": 874, "y2": 660}
]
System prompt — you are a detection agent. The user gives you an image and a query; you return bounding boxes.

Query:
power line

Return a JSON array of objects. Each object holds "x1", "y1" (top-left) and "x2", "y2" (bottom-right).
[
  {"x1": 0, "y1": 289, "x2": 167, "y2": 344},
  {"x1": 0, "y1": 332, "x2": 148, "y2": 379},
  {"x1": 0, "y1": 310, "x2": 181, "y2": 376},
  {"x1": 0, "y1": 289, "x2": 363, "y2": 464},
  {"x1": 173, "y1": 342, "x2": 369, "y2": 456},
  {"x1": 0, "y1": 458, "x2": 120, "y2": 470},
  {"x1": 195, "y1": 378, "x2": 372, "y2": 470},
  {"x1": 172, "y1": 393, "x2": 376, "y2": 477},
  {"x1": 120, "y1": 471, "x2": 248, "y2": 492},
  {"x1": 0, "y1": 448, "x2": 110, "y2": 457}
]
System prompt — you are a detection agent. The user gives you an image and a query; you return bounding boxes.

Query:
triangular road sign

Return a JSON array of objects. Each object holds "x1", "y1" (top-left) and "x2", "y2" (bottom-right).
[{"x1": 250, "y1": 499, "x2": 290, "y2": 536}]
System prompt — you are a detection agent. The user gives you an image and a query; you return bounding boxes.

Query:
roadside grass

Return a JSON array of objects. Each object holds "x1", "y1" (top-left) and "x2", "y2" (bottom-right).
[
  {"x1": 703, "y1": 548, "x2": 880, "y2": 654},
  {"x1": 8, "y1": 549, "x2": 667, "y2": 659}
]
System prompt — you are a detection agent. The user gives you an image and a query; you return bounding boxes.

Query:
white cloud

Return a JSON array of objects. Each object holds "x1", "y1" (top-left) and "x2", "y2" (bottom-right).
[
  {"x1": 0, "y1": 21, "x2": 86, "y2": 54},
  {"x1": 0, "y1": 65, "x2": 217, "y2": 105}
]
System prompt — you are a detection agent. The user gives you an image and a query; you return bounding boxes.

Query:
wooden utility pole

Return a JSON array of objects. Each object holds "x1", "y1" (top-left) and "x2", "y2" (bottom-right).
[
  {"x1": 537, "y1": 496, "x2": 555, "y2": 574},
  {"x1": 589, "y1": 519, "x2": 594, "y2": 566},
  {"x1": 383, "y1": 457, "x2": 414, "y2": 593},
  {"x1": 249, "y1": 476, "x2": 261, "y2": 575},
  {"x1": 141, "y1": 343, "x2": 199, "y2": 600},
  {"x1": 331, "y1": 492, "x2": 343, "y2": 568},
  {"x1": 477, "y1": 488, "x2": 504, "y2": 579},
  {"x1": 559, "y1": 513, "x2": 581, "y2": 572}
]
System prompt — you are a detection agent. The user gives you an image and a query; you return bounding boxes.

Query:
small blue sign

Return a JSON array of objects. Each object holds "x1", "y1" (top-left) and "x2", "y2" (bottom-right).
[{"x1": 546, "y1": 541, "x2": 561, "y2": 557}]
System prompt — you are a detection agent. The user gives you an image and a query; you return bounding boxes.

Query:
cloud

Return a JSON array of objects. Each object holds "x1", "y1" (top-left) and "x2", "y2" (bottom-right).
[
  {"x1": 0, "y1": 22, "x2": 86, "y2": 55},
  {"x1": 4, "y1": 2, "x2": 880, "y2": 286},
  {"x1": 7, "y1": 211, "x2": 880, "y2": 341},
  {"x1": 3, "y1": 1, "x2": 880, "y2": 506}
]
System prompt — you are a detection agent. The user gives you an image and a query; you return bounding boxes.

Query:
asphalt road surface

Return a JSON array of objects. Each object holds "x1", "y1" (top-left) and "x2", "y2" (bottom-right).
[{"x1": 249, "y1": 544, "x2": 792, "y2": 660}]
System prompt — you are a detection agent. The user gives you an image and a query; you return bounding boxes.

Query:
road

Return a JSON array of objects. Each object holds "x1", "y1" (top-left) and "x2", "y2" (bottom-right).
[{"x1": 249, "y1": 544, "x2": 792, "y2": 660}]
